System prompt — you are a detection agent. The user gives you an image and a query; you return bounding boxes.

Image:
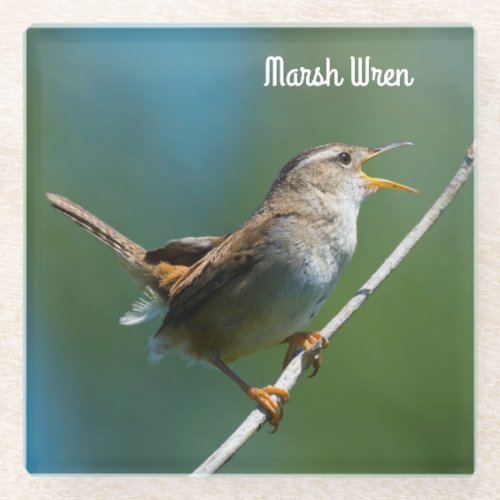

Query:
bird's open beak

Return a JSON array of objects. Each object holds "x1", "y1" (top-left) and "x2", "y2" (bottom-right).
[{"x1": 359, "y1": 142, "x2": 418, "y2": 193}]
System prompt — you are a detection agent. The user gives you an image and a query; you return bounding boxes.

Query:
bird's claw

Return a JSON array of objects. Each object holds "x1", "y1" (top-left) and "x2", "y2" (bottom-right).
[
  {"x1": 247, "y1": 385, "x2": 289, "y2": 430},
  {"x1": 283, "y1": 331, "x2": 329, "y2": 376}
]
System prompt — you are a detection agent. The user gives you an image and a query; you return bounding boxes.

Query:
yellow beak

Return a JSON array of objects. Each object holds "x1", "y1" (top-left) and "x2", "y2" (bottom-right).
[{"x1": 360, "y1": 142, "x2": 418, "y2": 194}]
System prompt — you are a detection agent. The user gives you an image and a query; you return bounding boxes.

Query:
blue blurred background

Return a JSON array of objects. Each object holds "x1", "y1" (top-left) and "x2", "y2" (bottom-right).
[{"x1": 26, "y1": 27, "x2": 473, "y2": 473}]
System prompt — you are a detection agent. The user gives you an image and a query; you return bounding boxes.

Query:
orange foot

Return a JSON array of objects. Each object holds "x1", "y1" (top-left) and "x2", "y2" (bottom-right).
[
  {"x1": 247, "y1": 385, "x2": 289, "y2": 429},
  {"x1": 283, "y1": 331, "x2": 329, "y2": 377}
]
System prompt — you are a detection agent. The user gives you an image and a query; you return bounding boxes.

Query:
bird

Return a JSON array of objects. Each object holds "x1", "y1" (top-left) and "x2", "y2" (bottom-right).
[{"x1": 47, "y1": 141, "x2": 416, "y2": 428}]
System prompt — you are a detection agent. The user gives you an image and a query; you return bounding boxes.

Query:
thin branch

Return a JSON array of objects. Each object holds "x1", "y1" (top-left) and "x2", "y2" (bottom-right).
[{"x1": 192, "y1": 143, "x2": 475, "y2": 476}]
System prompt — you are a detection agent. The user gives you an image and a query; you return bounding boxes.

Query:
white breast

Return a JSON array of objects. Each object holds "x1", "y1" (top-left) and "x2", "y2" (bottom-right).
[{"x1": 230, "y1": 209, "x2": 358, "y2": 351}]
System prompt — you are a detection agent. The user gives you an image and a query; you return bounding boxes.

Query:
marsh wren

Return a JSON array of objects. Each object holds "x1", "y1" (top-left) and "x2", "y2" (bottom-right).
[{"x1": 47, "y1": 141, "x2": 415, "y2": 427}]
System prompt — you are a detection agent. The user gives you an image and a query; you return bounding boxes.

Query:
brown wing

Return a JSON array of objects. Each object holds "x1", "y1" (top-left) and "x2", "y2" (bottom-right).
[
  {"x1": 165, "y1": 215, "x2": 272, "y2": 322},
  {"x1": 145, "y1": 236, "x2": 226, "y2": 266}
]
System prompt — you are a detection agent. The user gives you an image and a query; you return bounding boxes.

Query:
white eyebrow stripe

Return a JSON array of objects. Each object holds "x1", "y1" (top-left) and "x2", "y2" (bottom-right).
[{"x1": 297, "y1": 148, "x2": 336, "y2": 168}]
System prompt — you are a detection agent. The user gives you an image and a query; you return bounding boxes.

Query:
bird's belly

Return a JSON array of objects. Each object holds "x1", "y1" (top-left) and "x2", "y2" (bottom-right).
[{"x1": 173, "y1": 258, "x2": 340, "y2": 363}]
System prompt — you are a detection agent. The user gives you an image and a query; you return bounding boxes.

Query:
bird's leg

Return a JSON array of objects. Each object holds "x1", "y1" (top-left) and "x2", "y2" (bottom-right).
[
  {"x1": 282, "y1": 331, "x2": 329, "y2": 377},
  {"x1": 211, "y1": 356, "x2": 289, "y2": 429}
]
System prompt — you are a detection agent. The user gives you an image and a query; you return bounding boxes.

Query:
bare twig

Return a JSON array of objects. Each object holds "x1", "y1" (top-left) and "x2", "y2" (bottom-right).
[{"x1": 192, "y1": 143, "x2": 475, "y2": 475}]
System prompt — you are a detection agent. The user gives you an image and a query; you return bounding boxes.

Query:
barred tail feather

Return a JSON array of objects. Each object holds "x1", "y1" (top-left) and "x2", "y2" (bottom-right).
[{"x1": 46, "y1": 193, "x2": 149, "y2": 285}]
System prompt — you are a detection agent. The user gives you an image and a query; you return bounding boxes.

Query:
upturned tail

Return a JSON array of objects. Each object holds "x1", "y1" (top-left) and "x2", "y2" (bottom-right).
[
  {"x1": 46, "y1": 193, "x2": 150, "y2": 286},
  {"x1": 47, "y1": 193, "x2": 171, "y2": 328}
]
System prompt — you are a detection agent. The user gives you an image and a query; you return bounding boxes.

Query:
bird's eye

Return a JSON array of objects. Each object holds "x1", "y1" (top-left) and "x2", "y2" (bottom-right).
[{"x1": 338, "y1": 152, "x2": 351, "y2": 165}]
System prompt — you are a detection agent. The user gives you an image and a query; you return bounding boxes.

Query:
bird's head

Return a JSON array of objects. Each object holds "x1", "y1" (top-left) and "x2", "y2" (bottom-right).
[{"x1": 270, "y1": 142, "x2": 417, "y2": 207}]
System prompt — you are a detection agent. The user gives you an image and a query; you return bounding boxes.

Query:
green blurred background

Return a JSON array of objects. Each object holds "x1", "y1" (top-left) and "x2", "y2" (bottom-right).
[{"x1": 26, "y1": 27, "x2": 473, "y2": 474}]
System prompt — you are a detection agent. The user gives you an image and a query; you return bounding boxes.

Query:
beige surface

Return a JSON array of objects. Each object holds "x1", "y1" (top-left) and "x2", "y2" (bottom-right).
[{"x1": 1, "y1": 2, "x2": 498, "y2": 498}]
